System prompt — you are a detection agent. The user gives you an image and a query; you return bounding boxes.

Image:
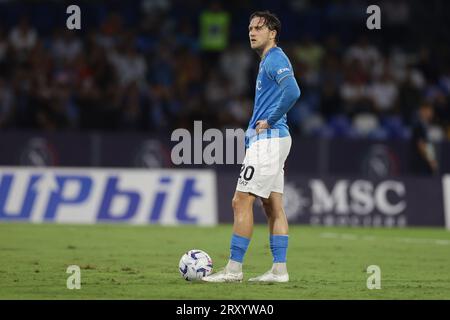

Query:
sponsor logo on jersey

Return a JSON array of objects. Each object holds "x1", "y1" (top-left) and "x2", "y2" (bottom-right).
[{"x1": 277, "y1": 67, "x2": 290, "y2": 75}]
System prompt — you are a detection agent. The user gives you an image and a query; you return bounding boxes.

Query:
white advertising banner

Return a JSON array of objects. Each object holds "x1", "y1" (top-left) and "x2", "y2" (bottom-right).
[
  {"x1": 0, "y1": 167, "x2": 217, "y2": 226},
  {"x1": 443, "y1": 175, "x2": 450, "y2": 230}
]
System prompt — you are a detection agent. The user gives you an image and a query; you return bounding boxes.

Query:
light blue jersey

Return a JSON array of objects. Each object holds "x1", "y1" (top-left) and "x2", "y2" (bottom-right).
[{"x1": 246, "y1": 46, "x2": 300, "y2": 148}]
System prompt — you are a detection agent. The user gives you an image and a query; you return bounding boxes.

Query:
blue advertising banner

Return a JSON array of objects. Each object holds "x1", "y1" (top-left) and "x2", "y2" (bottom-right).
[{"x1": 217, "y1": 172, "x2": 446, "y2": 227}]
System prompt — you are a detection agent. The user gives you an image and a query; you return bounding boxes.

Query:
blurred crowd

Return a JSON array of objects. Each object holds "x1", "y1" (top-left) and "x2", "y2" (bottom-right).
[{"x1": 0, "y1": 0, "x2": 449, "y2": 141}]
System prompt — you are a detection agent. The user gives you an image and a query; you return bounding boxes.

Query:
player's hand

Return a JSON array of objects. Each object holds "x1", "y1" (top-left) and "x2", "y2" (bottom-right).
[
  {"x1": 255, "y1": 120, "x2": 270, "y2": 134},
  {"x1": 429, "y1": 159, "x2": 438, "y2": 174}
]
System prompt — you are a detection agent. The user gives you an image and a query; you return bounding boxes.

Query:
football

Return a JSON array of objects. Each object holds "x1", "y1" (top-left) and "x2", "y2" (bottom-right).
[{"x1": 178, "y1": 249, "x2": 213, "y2": 281}]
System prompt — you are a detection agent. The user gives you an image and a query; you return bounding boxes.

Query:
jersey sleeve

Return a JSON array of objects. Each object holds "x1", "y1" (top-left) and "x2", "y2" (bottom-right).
[{"x1": 265, "y1": 53, "x2": 294, "y2": 85}]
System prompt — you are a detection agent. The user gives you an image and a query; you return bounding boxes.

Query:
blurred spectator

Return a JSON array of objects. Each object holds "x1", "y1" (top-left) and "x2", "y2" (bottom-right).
[
  {"x1": 344, "y1": 35, "x2": 381, "y2": 76},
  {"x1": 118, "y1": 83, "x2": 148, "y2": 131},
  {"x1": 339, "y1": 60, "x2": 372, "y2": 116},
  {"x1": 398, "y1": 67, "x2": 425, "y2": 124},
  {"x1": 426, "y1": 65, "x2": 450, "y2": 133},
  {"x1": 95, "y1": 12, "x2": 124, "y2": 50},
  {"x1": 51, "y1": 30, "x2": 83, "y2": 64},
  {"x1": 109, "y1": 36, "x2": 147, "y2": 88},
  {"x1": 320, "y1": 81, "x2": 341, "y2": 120},
  {"x1": 319, "y1": 53, "x2": 343, "y2": 119},
  {"x1": 410, "y1": 103, "x2": 438, "y2": 175},
  {"x1": 367, "y1": 67, "x2": 399, "y2": 115},
  {"x1": 0, "y1": 77, "x2": 14, "y2": 128},
  {"x1": 205, "y1": 71, "x2": 229, "y2": 108},
  {"x1": 294, "y1": 35, "x2": 324, "y2": 75},
  {"x1": 140, "y1": 0, "x2": 172, "y2": 37},
  {"x1": 8, "y1": 16, "x2": 37, "y2": 62},
  {"x1": 226, "y1": 95, "x2": 252, "y2": 128},
  {"x1": 219, "y1": 43, "x2": 252, "y2": 96},
  {"x1": 0, "y1": 27, "x2": 8, "y2": 75},
  {"x1": 199, "y1": 1, "x2": 230, "y2": 52},
  {"x1": 0, "y1": 0, "x2": 447, "y2": 143},
  {"x1": 414, "y1": 47, "x2": 438, "y2": 83}
]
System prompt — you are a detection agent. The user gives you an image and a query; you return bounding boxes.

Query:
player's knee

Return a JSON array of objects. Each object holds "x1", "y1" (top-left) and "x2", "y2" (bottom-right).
[
  {"x1": 231, "y1": 195, "x2": 239, "y2": 212},
  {"x1": 232, "y1": 193, "x2": 253, "y2": 213},
  {"x1": 232, "y1": 198, "x2": 249, "y2": 224},
  {"x1": 232, "y1": 200, "x2": 245, "y2": 220},
  {"x1": 232, "y1": 195, "x2": 245, "y2": 213}
]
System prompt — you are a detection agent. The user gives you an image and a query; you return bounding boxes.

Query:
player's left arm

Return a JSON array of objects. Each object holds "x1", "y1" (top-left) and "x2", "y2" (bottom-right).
[
  {"x1": 267, "y1": 75, "x2": 300, "y2": 125},
  {"x1": 256, "y1": 56, "x2": 301, "y2": 133}
]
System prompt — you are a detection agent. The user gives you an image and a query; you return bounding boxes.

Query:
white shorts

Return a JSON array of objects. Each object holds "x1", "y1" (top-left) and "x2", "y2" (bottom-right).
[{"x1": 236, "y1": 136, "x2": 292, "y2": 199}]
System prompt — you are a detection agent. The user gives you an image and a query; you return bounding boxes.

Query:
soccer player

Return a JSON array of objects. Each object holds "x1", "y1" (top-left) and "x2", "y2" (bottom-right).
[{"x1": 203, "y1": 11, "x2": 301, "y2": 283}]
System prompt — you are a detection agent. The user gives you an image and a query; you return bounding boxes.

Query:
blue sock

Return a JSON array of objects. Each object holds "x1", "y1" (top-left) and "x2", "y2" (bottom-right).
[
  {"x1": 230, "y1": 234, "x2": 250, "y2": 263},
  {"x1": 270, "y1": 235, "x2": 288, "y2": 263}
]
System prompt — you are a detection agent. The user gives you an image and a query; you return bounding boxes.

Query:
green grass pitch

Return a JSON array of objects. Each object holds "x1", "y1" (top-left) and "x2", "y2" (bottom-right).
[{"x1": 1, "y1": 223, "x2": 450, "y2": 299}]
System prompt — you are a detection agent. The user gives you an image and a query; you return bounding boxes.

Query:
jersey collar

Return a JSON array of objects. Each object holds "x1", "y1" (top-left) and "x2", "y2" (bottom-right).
[{"x1": 261, "y1": 45, "x2": 278, "y2": 62}]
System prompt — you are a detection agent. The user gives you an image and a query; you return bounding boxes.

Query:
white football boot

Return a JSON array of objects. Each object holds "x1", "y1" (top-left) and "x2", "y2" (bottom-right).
[
  {"x1": 248, "y1": 263, "x2": 289, "y2": 283},
  {"x1": 202, "y1": 269, "x2": 243, "y2": 283},
  {"x1": 202, "y1": 260, "x2": 243, "y2": 283}
]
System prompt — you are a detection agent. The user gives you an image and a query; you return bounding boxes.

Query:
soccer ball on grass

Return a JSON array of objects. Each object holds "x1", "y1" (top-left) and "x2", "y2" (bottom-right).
[{"x1": 178, "y1": 249, "x2": 213, "y2": 281}]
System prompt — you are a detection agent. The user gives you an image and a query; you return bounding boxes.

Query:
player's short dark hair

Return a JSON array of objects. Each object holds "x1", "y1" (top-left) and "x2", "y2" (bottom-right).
[{"x1": 249, "y1": 11, "x2": 281, "y2": 43}]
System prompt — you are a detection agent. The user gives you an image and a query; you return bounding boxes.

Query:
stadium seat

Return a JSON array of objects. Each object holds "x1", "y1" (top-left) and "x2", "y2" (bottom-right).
[
  {"x1": 301, "y1": 113, "x2": 325, "y2": 135},
  {"x1": 381, "y1": 116, "x2": 406, "y2": 139},
  {"x1": 328, "y1": 115, "x2": 354, "y2": 138},
  {"x1": 367, "y1": 127, "x2": 389, "y2": 140},
  {"x1": 352, "y1": 113, "x2": 379, "y2": 137}
]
